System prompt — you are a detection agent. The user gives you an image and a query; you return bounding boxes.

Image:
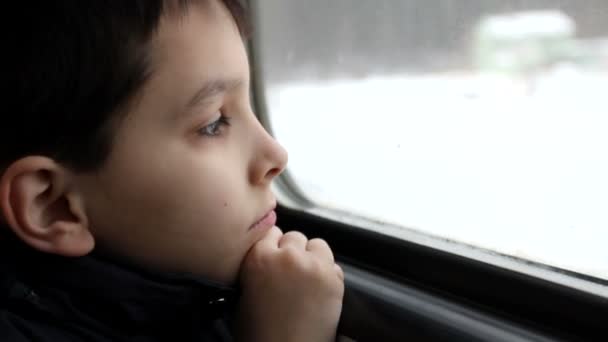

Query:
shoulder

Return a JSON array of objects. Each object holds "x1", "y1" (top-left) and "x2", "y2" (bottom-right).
[
  {"x1": 1, "y1": 304, "x2": 235, "y2": 342},
  {"x1": 0, "y1": 281, "x2": 107, "y2": 342},
  {"x1": 0, "y1": 308, "x2": 93, "y2": 342}
]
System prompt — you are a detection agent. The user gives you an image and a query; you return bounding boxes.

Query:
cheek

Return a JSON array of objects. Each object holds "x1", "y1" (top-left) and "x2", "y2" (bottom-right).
[
  {"x1": 83, "y1": 151, "x2": 250, "y2": 280},
  {"x1": 96, "y1": 141, "x2": 246, "y2": 234}
]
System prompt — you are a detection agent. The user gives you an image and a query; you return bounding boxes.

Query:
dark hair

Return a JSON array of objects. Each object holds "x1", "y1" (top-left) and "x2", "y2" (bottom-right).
[{"x1": 2, "y1": 0, "x2": 248, "y2": 172}]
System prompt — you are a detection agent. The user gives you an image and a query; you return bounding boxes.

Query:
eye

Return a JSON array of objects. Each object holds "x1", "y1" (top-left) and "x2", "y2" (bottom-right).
[{"x1": 198, "y1": 114, "x2": 231, "y2": 137}]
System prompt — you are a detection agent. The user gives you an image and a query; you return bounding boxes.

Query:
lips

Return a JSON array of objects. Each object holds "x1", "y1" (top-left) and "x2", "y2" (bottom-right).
[{"x1": 249, "y1": 205, "x2": 277, "y2": 230}]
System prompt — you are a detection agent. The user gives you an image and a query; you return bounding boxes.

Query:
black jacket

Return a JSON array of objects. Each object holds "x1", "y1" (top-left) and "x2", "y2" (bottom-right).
[{"x1": 0, "y1": 233, "x2": 237, "y2": 341}]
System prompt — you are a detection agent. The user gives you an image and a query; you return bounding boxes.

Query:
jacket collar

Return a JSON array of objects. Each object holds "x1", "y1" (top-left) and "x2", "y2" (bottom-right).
[{"x1": 0, "y1": 232, "x2": 238, "y2": 333}]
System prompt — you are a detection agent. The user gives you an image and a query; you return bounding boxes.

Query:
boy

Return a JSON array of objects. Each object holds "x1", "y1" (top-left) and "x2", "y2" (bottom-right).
[{"x1": 0, "y1": 1, "x2": 344, "y2": 341}]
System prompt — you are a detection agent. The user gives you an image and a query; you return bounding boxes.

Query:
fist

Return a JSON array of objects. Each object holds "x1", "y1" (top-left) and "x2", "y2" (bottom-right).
[{"x1": 236, "y1": 227, "x2": 344, "y2": 342}]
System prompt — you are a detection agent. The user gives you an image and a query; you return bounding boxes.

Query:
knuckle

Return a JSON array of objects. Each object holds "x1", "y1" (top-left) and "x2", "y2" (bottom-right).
[
  {"x1": 249, "y1": 241, "x2": 269, "y2": 257},
  {"x1": 269, "y1": 226, "x2": 283, "y2": 237},
  {"x1": 244, "y1": 248, "x2": 268, "y2": 269},
  {"x1": 284, "y1": 230, "x2": 307, "y2": 241},
  {"x1": 315, "y1": 257, "x2": 336, "y2": 278},
  {"x1": 245, "y1": 242, "x2": 277, "y2": 266},
  {"x1": 309, "y1": 239, "x2": 335, "y2": 261},
  {"x1": 281, "y1": 245, "x2": 303, "y2": 265},
  {"x1": 335, "y1": 264, "x2": 345, "y2": 282},
  {"x1": 308, "y1": 238, "x2": 329, "y2": 247}
]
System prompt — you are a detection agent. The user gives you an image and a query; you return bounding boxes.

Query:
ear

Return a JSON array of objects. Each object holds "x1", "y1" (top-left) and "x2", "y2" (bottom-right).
[{"x1": 0, "y1": 156, "x2": 94, "y2": 256}]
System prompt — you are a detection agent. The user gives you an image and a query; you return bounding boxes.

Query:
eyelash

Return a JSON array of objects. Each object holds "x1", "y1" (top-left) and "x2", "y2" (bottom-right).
[{"x1": 197, "y1": 114, "x2": 231, "y2": 137}]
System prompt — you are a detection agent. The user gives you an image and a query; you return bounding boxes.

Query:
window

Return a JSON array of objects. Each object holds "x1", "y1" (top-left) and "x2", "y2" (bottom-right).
[{"x1": 252, "y1": 1, "x2": 608, "y2": 283}]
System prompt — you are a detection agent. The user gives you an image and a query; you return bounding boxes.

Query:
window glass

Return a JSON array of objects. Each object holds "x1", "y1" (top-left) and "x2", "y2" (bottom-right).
[{"x1": 254, "y1": 0, "x2": 608, "y2": 281}]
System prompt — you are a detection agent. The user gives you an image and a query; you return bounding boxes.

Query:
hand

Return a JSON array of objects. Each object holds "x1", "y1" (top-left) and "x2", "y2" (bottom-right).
[{"x1": 235, "y1": 226, "x2": 344, "y2": 342}]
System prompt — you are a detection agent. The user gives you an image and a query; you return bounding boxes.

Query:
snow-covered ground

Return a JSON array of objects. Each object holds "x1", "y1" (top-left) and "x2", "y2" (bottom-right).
[{"x1": 267, "y1": 66, "x2": 608, "y2": 281}]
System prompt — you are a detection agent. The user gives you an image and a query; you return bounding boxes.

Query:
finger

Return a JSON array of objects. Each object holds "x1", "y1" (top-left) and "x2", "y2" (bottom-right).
[
  {"x1": 278, "y1": 231, "x2": 308, "y2": 250},
  {"x1": 334, "y1": 263, "x2": 344, "y2": 282},
  {"x1": 306, "y1": 238, "x2": 334, "y2": 263},
  {"x1": 256, "y1": 226, "x2": 283, "y2": 250}
]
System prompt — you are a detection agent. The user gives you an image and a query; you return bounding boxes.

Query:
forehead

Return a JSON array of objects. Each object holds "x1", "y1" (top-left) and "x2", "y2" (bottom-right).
[
  {"x1": 149, "y1": 0, "x2": 247, "y2": 80},
  {"x1": 130, "y1": 0, "x2": 248, "y2": 117}
]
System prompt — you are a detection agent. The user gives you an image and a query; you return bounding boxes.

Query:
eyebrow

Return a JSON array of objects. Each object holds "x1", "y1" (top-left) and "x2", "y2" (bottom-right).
[{"x1": 186, "y1": 78, "x2": 244, "y2": 110}]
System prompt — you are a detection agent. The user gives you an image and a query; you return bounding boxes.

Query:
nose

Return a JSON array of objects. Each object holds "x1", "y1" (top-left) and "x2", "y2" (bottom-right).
[{"x1": 249, "y1": 123, "x2": 288, "y2": 186}]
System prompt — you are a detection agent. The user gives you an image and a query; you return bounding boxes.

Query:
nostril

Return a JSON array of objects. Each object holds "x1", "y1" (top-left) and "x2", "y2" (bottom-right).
[{"x1": 266, "y1": 166, "x2": 283, "y2": 180}]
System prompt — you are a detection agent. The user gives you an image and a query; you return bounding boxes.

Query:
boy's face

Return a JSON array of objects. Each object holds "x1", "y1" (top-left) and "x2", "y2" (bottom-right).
[{"x1": 75, "y1": 0, "x2": 287, "y2": 284}]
